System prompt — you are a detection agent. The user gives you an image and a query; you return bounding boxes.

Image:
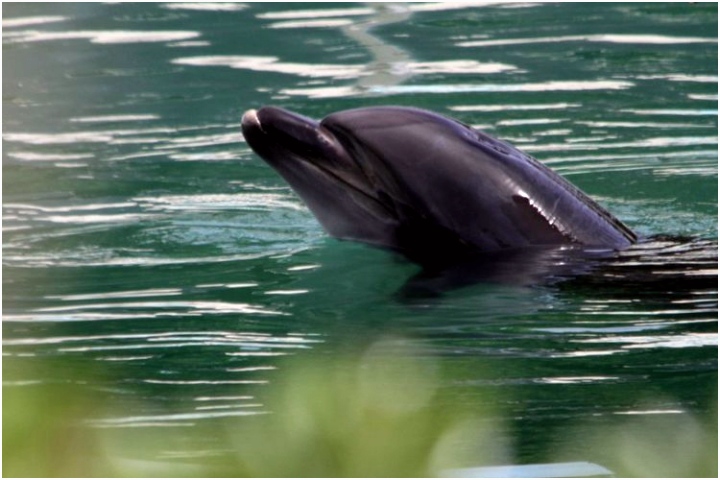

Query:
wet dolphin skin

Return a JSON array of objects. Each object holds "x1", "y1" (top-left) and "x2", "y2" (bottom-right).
[{"x1": 241, "y1": 106, "x2": 636, "y2": 266}]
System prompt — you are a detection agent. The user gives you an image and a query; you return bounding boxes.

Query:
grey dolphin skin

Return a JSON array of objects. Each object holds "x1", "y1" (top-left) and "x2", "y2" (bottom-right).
[{"x1": 241, "y1": 106, "x2": 637, "y2": 268}]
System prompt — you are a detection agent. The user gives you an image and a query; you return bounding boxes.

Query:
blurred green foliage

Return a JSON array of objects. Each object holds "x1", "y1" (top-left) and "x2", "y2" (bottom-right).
[
  {"x1": 3, "y1": 340, "x2": 717, "y2": 477},
  {"x1": 556, "y1": 403, "x2": 718, "y2": 478}
]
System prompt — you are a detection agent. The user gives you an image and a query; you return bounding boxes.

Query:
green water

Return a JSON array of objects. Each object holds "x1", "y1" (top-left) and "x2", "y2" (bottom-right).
[{"x1": 3, "y1": 2, "x2": 718, "y2": 473}]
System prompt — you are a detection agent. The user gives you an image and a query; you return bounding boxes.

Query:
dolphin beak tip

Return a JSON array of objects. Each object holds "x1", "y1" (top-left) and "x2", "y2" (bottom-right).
[{"x1": 242, "y1": 109, "x2": 260, "y2": 128}]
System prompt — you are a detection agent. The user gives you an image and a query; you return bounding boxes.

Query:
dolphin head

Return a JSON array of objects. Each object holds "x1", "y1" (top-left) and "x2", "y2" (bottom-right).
[
  {"x1": 241, "y1": 106, "x2": 409, "y2": 251},
  {"x1": 242, "y1": 106, "x2": 636, "y2": 266}
]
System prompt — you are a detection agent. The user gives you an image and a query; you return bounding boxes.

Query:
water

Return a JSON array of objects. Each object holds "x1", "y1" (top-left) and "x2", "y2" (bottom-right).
[{"x1": 3, "y1": 2, "x2": 717, "y2": 471}]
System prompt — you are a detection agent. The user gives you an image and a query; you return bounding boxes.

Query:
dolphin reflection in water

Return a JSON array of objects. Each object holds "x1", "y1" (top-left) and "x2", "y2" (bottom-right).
[{"x1": 241, "y1": 106, "x2": 716, "y2": 295}]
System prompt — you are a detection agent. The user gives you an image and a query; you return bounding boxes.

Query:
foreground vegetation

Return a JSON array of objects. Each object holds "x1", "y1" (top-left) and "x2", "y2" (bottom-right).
[{"x1": 4, "y1": 341, "x2": 717, "y2": 477}]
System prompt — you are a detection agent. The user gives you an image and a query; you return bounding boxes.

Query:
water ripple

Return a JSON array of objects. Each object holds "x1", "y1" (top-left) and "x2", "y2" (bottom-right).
[
  {"x1": 161, "y1": 3, "x2": 248, "y2": 12},
  {"x1": 136, "y1": 193, "x2": 305, "y2": 212},
  {"x1": 5, "y1": 301, "x2": 287, "y2": 323},
  {"x1": 451, "y1": 103, "x2": 582, "y2": 112},
  {"x1": 256, "y1": 7, "x2": 375, "y2": 20},
  {"x1": 367, "y1": 80, "x2": 635, "y2": 94},
  {"x1": 5, "y1": 29, "x2": 201, "y2": 45},
  {"x1": 173, "y1": 55, "x2": 364, "y2": 79},
  {"x1": 457, "y1": 34, "x2": 718, "y2": 48},
  {"x1": 2, "y1": 15, "x2": 67, "y2": 28},
  {"x1": 281, "y1": 80, "x2": 633, "y2": 99}
]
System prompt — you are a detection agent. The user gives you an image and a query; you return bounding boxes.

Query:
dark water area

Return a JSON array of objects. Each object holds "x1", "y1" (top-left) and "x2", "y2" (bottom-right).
[{"x1": 3, "y1": 2, "x2": 718, "y2": 474}]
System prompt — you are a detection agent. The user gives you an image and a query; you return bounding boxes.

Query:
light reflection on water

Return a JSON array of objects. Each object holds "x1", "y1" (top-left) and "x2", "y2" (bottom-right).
[
  {"x1": 2, "y1": 1, "x2": 717, "y2": 457},
  {"x1": 456, "y1": 33, "x2": 718, "y2": 48}
]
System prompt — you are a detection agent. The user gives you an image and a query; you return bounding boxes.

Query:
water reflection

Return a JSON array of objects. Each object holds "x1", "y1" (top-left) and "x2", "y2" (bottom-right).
[
  {"x1": 281, "y1": 79, "x2": 633, "y2": 98},
  {"x1": 1, "y1": 15, "x2": 68, "y2": 28},
  {"x1": 451, "y1": 103, "x2": 582, "y2": 112},
  {"x1": 173, "y1": 55, "x2": 365, "y2": 79},
  {"x1": 457, "y1": 33, "x2": 718, "y2": 47},
  {"x1": 5, "y1": 29, "x2": 201, "y2": 45},
  {"x1": 256, "y1": 7, "x2": 378, "y2": 22},
  {"x1": 161, "y1": 3, "x2": 249, "y2": 13}
]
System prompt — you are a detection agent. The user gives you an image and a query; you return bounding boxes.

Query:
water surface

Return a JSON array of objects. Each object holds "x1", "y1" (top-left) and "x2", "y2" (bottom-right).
[{"x1": 3, "y1": 2, "x2": 717, "y2": 470}]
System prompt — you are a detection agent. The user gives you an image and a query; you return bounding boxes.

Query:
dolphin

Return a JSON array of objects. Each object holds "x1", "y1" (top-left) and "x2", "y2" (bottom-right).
[{"x1": 241, "y1": 106, "x2": 636, "y2": 269}]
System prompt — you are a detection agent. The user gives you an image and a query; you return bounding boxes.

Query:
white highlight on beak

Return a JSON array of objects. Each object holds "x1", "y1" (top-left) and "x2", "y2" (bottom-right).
[
  {"x1": 242, "y1": 109, "x2": 266, "y2": 134},
  {"x1": 242, "y1": 109, "x2": 260, "y2": 125}
]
